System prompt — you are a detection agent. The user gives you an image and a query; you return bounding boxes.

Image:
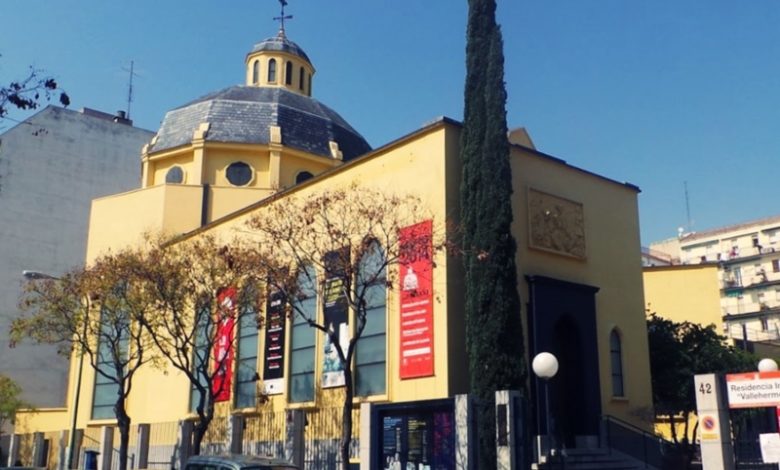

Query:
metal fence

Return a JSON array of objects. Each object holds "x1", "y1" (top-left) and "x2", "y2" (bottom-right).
[{"x1": 10, "y1": 405, "x2": 361, "y2": 470}]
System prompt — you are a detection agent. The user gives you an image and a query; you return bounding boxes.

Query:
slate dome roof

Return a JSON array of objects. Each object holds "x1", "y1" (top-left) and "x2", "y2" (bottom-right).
[
  {"x1": 148, "y1": 86, "x2": 372, "y2": 160},
  {"x1": 248, "y1": 34, "x2": 310, "y2": 63}
]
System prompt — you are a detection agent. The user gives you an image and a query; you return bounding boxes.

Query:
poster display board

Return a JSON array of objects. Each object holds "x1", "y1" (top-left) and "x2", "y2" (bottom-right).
[
  {"x1": 399, "y1": 220, "x2": 435, "y2": 379},
  {"x1": 263, "y1": 290, "x2": 286, "y2": 394},
  {"x1": 213, "y1": 286, "x2": 237, "y2": 402},
  {"x1": 374, "y1": 399, "x2": 454, "y2": 470},
  {"x1": 322, "y1": 248, "x2": 349, "y2": 388}
]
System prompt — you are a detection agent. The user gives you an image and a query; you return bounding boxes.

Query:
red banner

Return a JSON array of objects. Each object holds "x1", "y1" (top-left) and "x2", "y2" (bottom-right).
[
  {"x1": 213, "y1": 287, "x2": 236, "y2": 402},
  {"x1": 399, "y1": 220, "x2": 434, "y2": 379}
]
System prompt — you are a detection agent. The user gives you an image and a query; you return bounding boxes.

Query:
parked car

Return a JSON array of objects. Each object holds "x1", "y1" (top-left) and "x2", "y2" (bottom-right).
[{"x1": 185, "y1": 454, "x2": 299, "y2": 470}]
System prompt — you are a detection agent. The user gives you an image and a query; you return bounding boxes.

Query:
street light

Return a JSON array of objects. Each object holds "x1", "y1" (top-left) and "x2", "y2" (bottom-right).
[
  {"x1": 23, "y1": 270, "x2": 84, "y2": 470},
  {"x1": 532, "y1": 352, "x2": 559, "y2": 467},
  {"x1": 758, "y1": 358, "x2": 779, "y2": 373}
]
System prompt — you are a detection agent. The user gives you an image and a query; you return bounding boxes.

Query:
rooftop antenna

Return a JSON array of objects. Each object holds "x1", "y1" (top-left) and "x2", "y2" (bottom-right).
[
  {"x1": 684, "y1": 180, "x2": 693, "y2": 232},
  {"x1": 274, "y1": 0, "x2": 293, "y2": 36},
  {"x1": 121, "y1": 61, "x2": 138, "y2": 119}
]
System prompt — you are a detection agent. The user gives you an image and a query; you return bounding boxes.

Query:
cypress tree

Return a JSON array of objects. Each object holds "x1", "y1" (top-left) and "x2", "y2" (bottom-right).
[{"x1": 461, "y1": 0, "x2": 527, "y2": 467}]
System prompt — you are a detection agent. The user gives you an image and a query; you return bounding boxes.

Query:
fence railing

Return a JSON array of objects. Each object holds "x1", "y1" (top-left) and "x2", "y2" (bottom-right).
[{"x1": 602, "y1": 415, "x2": 670, "y2": 469}]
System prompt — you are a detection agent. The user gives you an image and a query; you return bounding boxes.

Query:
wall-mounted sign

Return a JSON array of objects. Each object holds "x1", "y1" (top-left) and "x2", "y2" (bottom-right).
[
  {"x1": 213, "y1": 286, "x2": 236, "y2": 402},
  {"x1": 726, "y1": 371, "x2": 780, "y2": 408},
  {"x1": 399, "y1": 220, "x2": 434, "y2": 379},
  {"x1": 263, "y1": 290, "x2": 286, "y2": 395},
  {"x1": 376, "y1": 399, "x2": 454, "y2": 470},
  {"x1": 322, "y1": 248, "x2": 349, "y2": 388}
]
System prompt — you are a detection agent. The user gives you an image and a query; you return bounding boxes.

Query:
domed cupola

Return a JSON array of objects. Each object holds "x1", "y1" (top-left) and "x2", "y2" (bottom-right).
[{"x1": 245, "y1": 26, "x2": 315, "y2": 96}]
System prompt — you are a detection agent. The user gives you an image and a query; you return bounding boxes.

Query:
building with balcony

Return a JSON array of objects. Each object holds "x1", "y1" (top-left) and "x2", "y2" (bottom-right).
[{"x1": 649, "y1": 215, "x2": 780, "y2": 350}]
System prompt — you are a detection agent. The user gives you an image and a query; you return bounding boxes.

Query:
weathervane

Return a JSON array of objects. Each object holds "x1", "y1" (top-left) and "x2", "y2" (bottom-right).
[{"x1": 274, "y1": 0, "x2": 293, "y2": 36}]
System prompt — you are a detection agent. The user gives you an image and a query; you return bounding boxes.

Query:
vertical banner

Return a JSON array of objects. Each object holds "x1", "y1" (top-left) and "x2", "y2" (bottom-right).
[
  {"x1": 213, "y1": 287, "x2": 237, "y2": 402},
  {"x1": 263, "y1": 290, "x2": 286, "y2": 394},
  {"x1": 322, "y1": 248, "x2": 349, "y2": 388},
  {"x1": 399, "y1": 220, "x2": 435, "y2": 379}
]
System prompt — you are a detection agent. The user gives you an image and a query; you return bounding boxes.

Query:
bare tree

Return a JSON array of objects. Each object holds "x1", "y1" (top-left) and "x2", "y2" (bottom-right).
[
  {"x1": 12, "y1": 249, "x2": 158, "y2": 470},
  {"x1": 133, "y1": 234, "x2": 266, "y2": 455},
  {"x1": 1, "y1": 62, "x2": 70, "y2": 120},
  {"x1": 245, "y1": 185, "x2": 445, "y2": 470}
]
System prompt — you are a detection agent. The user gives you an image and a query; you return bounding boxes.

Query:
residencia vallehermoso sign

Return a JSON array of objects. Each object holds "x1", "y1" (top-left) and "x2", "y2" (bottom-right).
[{"x1": 726, "y1": 371, "x2": 780, "y2": 408}]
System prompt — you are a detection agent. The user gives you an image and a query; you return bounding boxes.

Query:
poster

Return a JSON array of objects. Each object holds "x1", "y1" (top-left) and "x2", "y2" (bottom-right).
[
  {"x1": 399, "y1": 220, "x2": 435, "y2": 379},
  {"x1": 322, "y1": 249, "x2": 349, "y2": 388},
  {"x1": 212, "y1": 286, "x2": 236, "y2": 402},
  {"x1": 379, "y1": 407, "x2": 453, "y2": 470},
  {"x1": 263, "y1": 290, "x2": 286, "y2": 394}
]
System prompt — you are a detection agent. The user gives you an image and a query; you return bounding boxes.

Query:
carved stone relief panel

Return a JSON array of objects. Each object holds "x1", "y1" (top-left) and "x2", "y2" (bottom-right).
[{"x1": 528, "y1": 188, "x2": 586, "y2": 259}]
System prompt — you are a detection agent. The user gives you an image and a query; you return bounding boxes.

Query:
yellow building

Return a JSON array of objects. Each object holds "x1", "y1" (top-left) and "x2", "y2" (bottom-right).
[{"x1": 15, "y1": 22, "x2": 655, "y2": 470}]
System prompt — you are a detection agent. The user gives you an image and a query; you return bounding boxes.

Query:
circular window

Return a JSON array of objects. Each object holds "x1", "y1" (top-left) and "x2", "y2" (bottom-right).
[
  {"x1": 226, "y1": 161, "x2": 253, "y2": 186},
  {"x1": 165, "y1": 166, "x2": 184, "y2": 184}
]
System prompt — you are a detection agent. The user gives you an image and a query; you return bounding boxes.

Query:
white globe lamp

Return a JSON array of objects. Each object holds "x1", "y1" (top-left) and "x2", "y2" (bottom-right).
[
  {"x1": 533, "y1": 352, "x2": 559, "y2": 380},
  {"x1": 758, "y1": 358, "x2": 779, "y2": 373}
]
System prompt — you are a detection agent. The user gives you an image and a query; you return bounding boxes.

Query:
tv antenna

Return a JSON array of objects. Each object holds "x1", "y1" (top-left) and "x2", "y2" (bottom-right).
[{"x1": 121, "y1": 61, "x2": 139, "y2": 119}]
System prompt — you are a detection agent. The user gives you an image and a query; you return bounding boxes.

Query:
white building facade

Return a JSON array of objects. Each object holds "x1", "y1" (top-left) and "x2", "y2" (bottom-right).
[
  {"x1": 0, "y1": 106, "x2": 153, "y2": 409},
  {"x1": 650, "y1": 216, "x2": 780, "y2": 346}
]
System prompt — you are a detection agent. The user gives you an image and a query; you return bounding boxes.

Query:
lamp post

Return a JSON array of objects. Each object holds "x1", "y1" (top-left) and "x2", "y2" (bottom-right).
[
  {"x1": 757, "y1": 358, "x2": 780, "y2": 434},
  {"x1": 533, "y1": 352, "x2": 559, "y2": 467},
  {"x1": 23, "y1": 270, "x2": 84, "y2": 470}
]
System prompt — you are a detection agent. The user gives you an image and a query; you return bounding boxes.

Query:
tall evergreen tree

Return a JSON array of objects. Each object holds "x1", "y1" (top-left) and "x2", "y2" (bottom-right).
[{"x1": 461, "y1": 0, "x2": 527, "y2": 467}]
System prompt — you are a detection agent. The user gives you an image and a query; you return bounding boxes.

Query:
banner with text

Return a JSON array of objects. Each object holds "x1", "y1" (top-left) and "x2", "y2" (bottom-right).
[
  {"x1": 263, "y1": 290, "x2": 286, "y2": 394},
  {"x1": 213, "y1": 287, "x2": 237, "y2": 402},
  {"x1": 726, "y1": 371, "x2": 780, "y2": 408},
  {"x1": 322, "y1": 248, "x2": 349, "y2": 388},
  {"x1": 399, "y1": 220, "x2": 434, "y2": 379}
]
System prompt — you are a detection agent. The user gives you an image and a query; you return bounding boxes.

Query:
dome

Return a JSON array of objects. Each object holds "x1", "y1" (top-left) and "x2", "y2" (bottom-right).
[
  {"x1": 149, "y1": 86, "x2": 371, "y2": 160},
  {"x1": 248, "y1": 33, "x2": 310, "y2": 63}
]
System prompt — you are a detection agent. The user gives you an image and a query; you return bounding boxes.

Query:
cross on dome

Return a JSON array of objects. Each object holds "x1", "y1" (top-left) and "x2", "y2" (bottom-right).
[{"x1": 273, "y1": 0, "x2": 293, "y2": 37}]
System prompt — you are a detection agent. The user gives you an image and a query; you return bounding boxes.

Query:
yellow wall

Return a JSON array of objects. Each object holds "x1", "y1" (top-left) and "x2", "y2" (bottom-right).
[{"x1": 643, "y1": 264, "x2": 722, "y2": 330}]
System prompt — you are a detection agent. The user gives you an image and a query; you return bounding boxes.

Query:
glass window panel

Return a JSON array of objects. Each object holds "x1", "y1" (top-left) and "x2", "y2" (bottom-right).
[
  {"x1": 356, "y1": 363, "x2": 386, "y2": 397},
  {"x1": 289, "y1": 373, "x2": 314, "y2": 403},
  {"x1": 237, "y1": 359, "x2": 258, "y2": 382},
  {"x1": 290, "y1": 348, "x2": 315, "y2": 374},
  {"x1": 235, "y1": 381, "x2": 256, "y2": 409},
  {"x1": 291, "y1": 324, "x2": 315, "y2": 350},
  {"x1": 92, "y1": 405, "x2": 114, "y2": 420},
  {"x1": 362, "y1": 306, "x2": 386, "y2": 336},
  {"x1": 239, "y1": 335, "x2": 258, "y2": 359},
  {"x1": 93, "y1": 383, "x2": 116, "y2": 407},
  {"x1": 356, "y1": 335, "x2": 385, "y2": 365}
]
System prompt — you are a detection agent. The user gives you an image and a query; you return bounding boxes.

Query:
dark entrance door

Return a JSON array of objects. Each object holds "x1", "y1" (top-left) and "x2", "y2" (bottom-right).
[{"x1": 526, "y1": 275, "x2": 601, "y2": 448}]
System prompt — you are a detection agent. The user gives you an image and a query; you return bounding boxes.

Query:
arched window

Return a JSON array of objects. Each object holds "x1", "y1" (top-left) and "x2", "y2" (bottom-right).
[
  {"x1": 299, "y1": 67, "x2": 305, "y2": 91},
  {"x1": 289, "y1": 266, "x2": 317, "y2": 403},
  {"x1": 285, "y1": 61, "x2": 293, "y2": 85},
  {"x1": 355, "y1": 241, "x2": 387, "y2": 396},
  {"x1": 295, "y1": 171, "x2": 313, "y2": 184},
  {"x1": 268, "y1": 58, "x2": 277, "y2": 83},
  {"x1": 610, "y1": 329, "x2": 624, "y2": 397},
  {"x1": 307, "y1": 74, "x2": 312, "y2": 96},
  {"x1": 252, "y1": 60, "x2": 260, "y2": 84}
]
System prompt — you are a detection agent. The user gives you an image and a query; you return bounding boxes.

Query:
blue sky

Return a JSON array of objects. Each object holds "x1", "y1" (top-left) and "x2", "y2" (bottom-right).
[{"x1": 2, "y1": 0, "x2": 779, "y2": 245}]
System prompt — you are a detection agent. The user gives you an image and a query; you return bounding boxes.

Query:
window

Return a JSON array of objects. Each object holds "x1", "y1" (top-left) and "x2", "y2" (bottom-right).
[
  {"x1": 355, "y1": 242, "x2": 387, "y2": 396},
  {"x1": 610, "y1": 329, "x2": 624, "y2": 397},
  {"x1": 165, "y1": 166, "x2": 184, "y2": 184},
  {"x1": 91, "y1": 307, "x2": 129, "y2": 419},
  {"x1": 235, "y1": 295, "x2": 258, "y2": 408},
  {"x1": 308, "y1": 74, "x2": 312, "y2": 96},
  {"x1": 289, "y1": 266, "x2": 316, "y2": 403},
  {"x1": 773, "y1": 259, "x2": 780, "y2": 273},
  {"x1": 762, "y1": 317, "x2": 770, "y2": 331},
  {"x1": 299, "y1": 67, "x2": 304, "y2": 91},
  {"x1": 226, "y1": 162, "x2": 253, "y2": 186},
  {"x1": 268, "y1": 59, "x2": 277, "y2": 83},
  {"x1": 190, "y1": 303, "x2": 210, "y2": 413},
  {"x1": 285, "y1": 61, "x2": 293, "y2": 85},
  {"x1": 295, "y1": 171, "x2": 313, "y2": 184},
  {"x1": 252, "y1": 60, "x2": 260, "y2": 84}
]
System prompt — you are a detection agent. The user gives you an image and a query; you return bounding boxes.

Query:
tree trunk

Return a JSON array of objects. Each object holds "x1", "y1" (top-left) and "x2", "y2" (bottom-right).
[
  {"x1": 115, "y1": 402, "x2": 131, "y2": 470},
  {"x1": 340, "y1": 367, "x2": 354, "y2": 470},
  {"x1": 192, "y1": 400, "x2": 214, "y2": 456}
]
